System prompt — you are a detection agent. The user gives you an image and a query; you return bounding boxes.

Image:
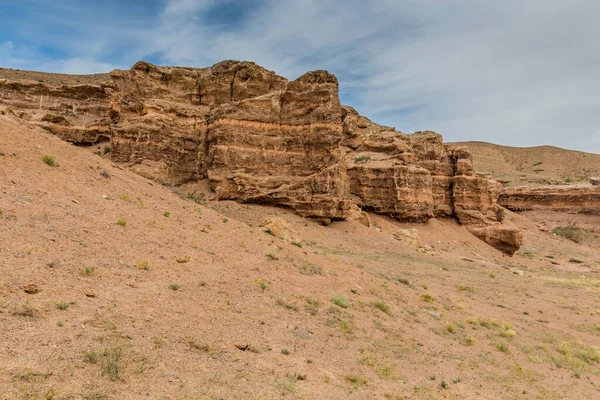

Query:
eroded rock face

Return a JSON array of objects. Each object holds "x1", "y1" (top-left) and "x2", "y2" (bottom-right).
[
  {"x1": 0, "y1": 60, "x2": 521, "y2": 254},
  {"x1": 499, "y1": 185, "x2": 600, "y2": 215},
  {"x1": 0, "y1": 79, "x2": 112, "y2": 144}
]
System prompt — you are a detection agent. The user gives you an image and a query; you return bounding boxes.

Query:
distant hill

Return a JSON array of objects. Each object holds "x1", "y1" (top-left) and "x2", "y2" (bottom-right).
[
  {"x1": 0, "y1": 67, "x2": 110, "y2": 86},
  {"x1": 453, "y1": 141, "x2": 600, "y2": 186}
]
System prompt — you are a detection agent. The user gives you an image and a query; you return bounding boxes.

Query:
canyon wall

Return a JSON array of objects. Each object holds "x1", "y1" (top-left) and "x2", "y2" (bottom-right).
[
  {"x1": 0, "y1": 61, "x2": 522, "y2": 254},
  {"x1": 499, "y1": 185, "x2": 600, "y2": 215}
]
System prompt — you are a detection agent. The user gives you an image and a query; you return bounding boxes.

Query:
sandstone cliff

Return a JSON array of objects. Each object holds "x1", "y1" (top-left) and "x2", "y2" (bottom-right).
[
  {"x1": 499, "y1": 185, "x2": 600, "y2": 215},
  {"x1": 0, "y1": 61, "x2": 522, "y2": 254}
]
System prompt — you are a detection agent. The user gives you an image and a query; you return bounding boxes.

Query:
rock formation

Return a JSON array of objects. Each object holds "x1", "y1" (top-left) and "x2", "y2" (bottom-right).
[
  {"x1": 0, "y1": 60, "x2": 522, "y2": 254},
  {"x1": 499, "y1": 185, "x2": 600, "y2": 215}
]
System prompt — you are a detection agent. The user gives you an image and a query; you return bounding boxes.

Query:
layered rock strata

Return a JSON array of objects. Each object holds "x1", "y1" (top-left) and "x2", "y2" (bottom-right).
[
  {"x1": 0, "y1": 61, "x2": 522, "y2": 254},
  {"x1": 499, "y1": 185, "x2": 600, "y2": 215}
]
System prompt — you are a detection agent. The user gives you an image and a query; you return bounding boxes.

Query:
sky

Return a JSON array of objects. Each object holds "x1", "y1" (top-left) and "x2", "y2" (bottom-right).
[{"x1": 1, "y1": 0, "x2": 599, "y2": 153}]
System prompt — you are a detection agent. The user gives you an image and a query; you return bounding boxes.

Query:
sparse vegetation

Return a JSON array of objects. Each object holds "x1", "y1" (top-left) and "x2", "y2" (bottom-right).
[
  {"x1": 330, "y1": 294, "x2": 351, "y2": 308},
  {"x1": 346, "y1": 374, "x2": 367, "y2": 385},
  {"x1": 291, "y1": 241, "x2": 303, "y2": 248},
  {"x1": 421, "y1": 294, "x2": 435, "y2": 302},
  {"x1": 188, "y1": 340, "x2": 210, "y2": 352},
  {"x1": 42, "y1": 155, "x2": 57, "y2": 167},
  {"x1": 373, "y1": 301, "x2": 390, "y2": 314},
  {"x1": 136, "y1": 260, "x2": 149, "y2": 270},
  {"x1": 169, "y1": 284, "x2": 182, "y2": 291},
  {"x1": 500, "y1": 322, "x2": 516, "y2": 338},
  {"x1": 56, "y1": 303, "x2": 70, "y2": 310},
  {"x1": 299, "y1": 262, "x2": 323, "y2": 275},
  {"x1": 11, "y1": 301, "x2": 36, "y2": 317},
  {"x1": 85, "y1": 351, "x2": 99, "y2": 363},
  {"x1": 495, "y1": 342, "x2": 509, "y2": 353},
  {"x1": 116, "y1": 219, "x2": 127, "y2": 226},
  {"x1": 254, "y1": 278, "x2": 268, "y2": 291},
  {"x1": 305, "y1": 297, "x2": 320, "y2": 315},
  {"x1": 100, "y1": 170, "x2": 111, "y2": 179},
  {"x1": 338, "y1": 320, "x2": 353, "y2": 333},
  {"x1": 185, "y1": 191, "x2": 205, "y2": 205},
  {"x1": 457, "y1": 284, "x2": 475, "y2": 293},
  {"x1": 553, "y1": 224, "x2": 585, "y2": 243},
  {"x1": 477, "y1": 317, "x2": 500, "y2": 329},
  {"x1": 463, "y1": 334, "x2": 476, "y2": 346},
  {"x1": 266, "y1": 252, "x2": 279, "y2": 260},
  {"x1": 101, "y1": 342, "x2": 123, "y2": 381},
  {"x1": 276, "y1": 297, "x2": 299, "y2": 311},
  {"x1": 354, "y1": 155, "x2": 371, "y2": 164},
  {"x1": 163, "y1": 211, "x2": 170, "y2": 217},
  {"x1": 176, "y1": 255, "x2": 190, "y2": 263},
  {"x1": 281, "y1": 348, "x2": 290, "y2": 355}
]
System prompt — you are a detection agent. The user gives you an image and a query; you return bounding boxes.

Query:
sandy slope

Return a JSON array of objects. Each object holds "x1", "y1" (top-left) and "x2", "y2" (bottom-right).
[
  {"x1": 453, "y1": 141, "x2": 600, "y2": 186},
  {"x1": 1, "y1": 116, "x2": 599, "y2": 399}
]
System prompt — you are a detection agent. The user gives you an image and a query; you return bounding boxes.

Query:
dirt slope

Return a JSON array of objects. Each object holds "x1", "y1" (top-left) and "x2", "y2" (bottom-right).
[
  {"x1": 453, "y1": 141, "x2": 600, "y2": 186},
  {"x1": 1, "y1": 116, "x2": 600, "y2": 399}
]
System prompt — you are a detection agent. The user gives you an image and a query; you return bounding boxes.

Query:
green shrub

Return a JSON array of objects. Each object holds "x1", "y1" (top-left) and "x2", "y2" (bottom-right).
[
  {"x1": 42, "y1": 155, "x2": 57, "y2": 167},
  {"x1": 185, "y1": 191, "x2": 205, "y2": 205},
  {"x1": 330, "y1": 294, "x2": 351, "y2": 308},
  {"x1": 373, "y1": 301, "x2": 390, "y2": 314}
]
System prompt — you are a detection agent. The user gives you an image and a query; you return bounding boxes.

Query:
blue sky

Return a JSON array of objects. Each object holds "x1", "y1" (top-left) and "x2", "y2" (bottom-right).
[{"x1": 2, "y1": 0, "x2": 599, "y2": 153}]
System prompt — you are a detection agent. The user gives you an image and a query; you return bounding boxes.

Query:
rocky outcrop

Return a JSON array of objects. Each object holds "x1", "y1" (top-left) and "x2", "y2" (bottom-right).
[
  {"x1": 0, "y1": 78, "x2": 112, "y2": 144},
  {"x1": 0, "y1": 60, "x2": 522, "y2": 254},
  {"x1": 499, "y1": 185, "x2": 600, "y2": 215}
]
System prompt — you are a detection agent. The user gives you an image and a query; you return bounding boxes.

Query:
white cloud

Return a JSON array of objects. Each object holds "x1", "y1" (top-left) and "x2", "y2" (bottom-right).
[
  {"x1": 3, "y1": 0, "x2": 600, "y2": 152},
  {"x1": 141, "y1": 0, "x2": 600, "y2": 152}
]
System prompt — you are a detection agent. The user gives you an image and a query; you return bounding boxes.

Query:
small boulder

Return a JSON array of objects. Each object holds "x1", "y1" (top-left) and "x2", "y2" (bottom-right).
[
  {"x1": 590, "y1": 177, "x2": 600, "y2": 186},
  {"x1": 468, "y1": 224, "x2": 523, "y2": 256},
  {"x1": 22, "y1": 284, "x2": 41, "y2": 294},
  {"x1": 260, "y1": 217, "x2": 302, "y2": 243},
  {"x1": 393, "y1": 229, "x2": 421, "y2": 247}
]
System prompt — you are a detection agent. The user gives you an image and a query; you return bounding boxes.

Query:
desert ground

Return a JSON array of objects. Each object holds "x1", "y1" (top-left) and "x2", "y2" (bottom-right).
[
  {"x1": 1, "y1": 113, "x2": 599, "y2": 399},
  {"x1": 453, "y1": 141, "x2": 600, "y2": 187}
]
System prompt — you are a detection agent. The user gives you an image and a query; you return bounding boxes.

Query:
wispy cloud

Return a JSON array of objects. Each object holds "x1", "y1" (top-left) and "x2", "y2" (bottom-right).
[{"x1": 1, "y1": 0, "x2": 599, "y2": 152}]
